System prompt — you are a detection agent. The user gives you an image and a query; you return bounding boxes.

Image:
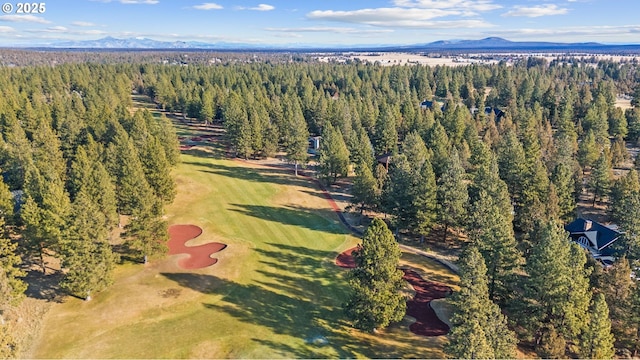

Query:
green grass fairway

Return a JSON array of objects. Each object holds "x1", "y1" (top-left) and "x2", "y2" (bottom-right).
[{"x1": 28, "y1": 117, "x2": 453, "y2": 358}]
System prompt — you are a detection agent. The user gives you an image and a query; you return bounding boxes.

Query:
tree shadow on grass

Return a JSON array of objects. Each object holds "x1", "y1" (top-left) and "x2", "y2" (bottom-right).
[
  {"x1": 161, "y1": 271, "x2": 344, "y2": 358},
  {"x1": 23, "y1": 268, "x2": 64, "y2": 302},
  {"x1": 186, "y1": 161, "x2": 317, "y2": 191},
  {"x1": 164, "y1": 240, "x2": 445, "y2": 358},
  {"x1": 229, "y1": 204, "x2": 349, "y2": 236},
  {"x1": 181, "y1": 145, "x2": 224, "y2": 159}
]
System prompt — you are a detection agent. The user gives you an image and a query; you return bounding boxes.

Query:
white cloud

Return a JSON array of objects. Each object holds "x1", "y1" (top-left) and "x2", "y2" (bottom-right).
[
  {"x1": 71, "y1": 21, "x2": 96, "y2": 27},
  {"x1": 0, "y1": 26, "x2": 15, "y2": 32},
  {"x1": 265, "y1": 26, "x2": 393, "y2": 34},
  {"x1": 25, "y1": 26, "x2": 108, "y2": 35},
  {"x1": 83, "y1": 29, "x2": 108, "y2": 35},
  {"x1": 26, "y1": 26, "x2": 67, "y2": 33},
  {"x1": 0, "y1": 14, "x2": 51, "y2": 24},
  {"x1": 236, "y1": 4, "x2": 275, "y2": 11},
  {"x1": 392, "y1": 0, "x2": 501, "y2": 12},
  {"x1": 46, "y1": 26, "x2": 68, "y2": 32},
  {"x1": 502, "y1": 4, "x2": 568, "y2": 17},
  {"x1": 488, "y1": 25, "x2": 640, "y2": 38},
  {"x1": 193, "y1": 3, "x2": 223, "y2": 10},
  {"x1": 309, "y1": 8, "x2": 456, "y2": 23},
  {"x1": 306, "y1": 8, "x2": 493, "y2": 28},
  {"x1": 251, "y1": 4, "x2": 274, "y2": 11}
]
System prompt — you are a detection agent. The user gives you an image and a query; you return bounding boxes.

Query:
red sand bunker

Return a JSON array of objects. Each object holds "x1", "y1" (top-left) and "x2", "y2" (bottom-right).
[
  {"x1": 335, "y1": 246, "x2": 358, "y2": 268},
  {"x1": 168, "y1": 224, "x2": 227, "y2": 269},
  {"x1": 336, "y1": 247, "x2": 451, "y2": 336},
  {"x1": 402, "y1": 269, "x2": 451, "y2": 336}
]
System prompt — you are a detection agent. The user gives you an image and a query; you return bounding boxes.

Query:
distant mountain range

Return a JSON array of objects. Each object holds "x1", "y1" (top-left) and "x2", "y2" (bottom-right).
[
  {"x1": 21, "y1": 36, "x2": 640, "y2": 53},
  {"x1": 49, "y1": 36, "x2": 256, "y2": 50}
]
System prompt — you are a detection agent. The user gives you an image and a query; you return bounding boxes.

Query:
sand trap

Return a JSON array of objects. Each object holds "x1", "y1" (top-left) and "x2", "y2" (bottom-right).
[
  {"x1": 336, "y1": 247, "x2": 451, "y2": 336},
  {"x1": 168, "y1": 224, "x2": 226, "y2": 269},
  {"x1": 335, "y1": 246, "x2": 358, "y2": 268},
  {"x1": 402, "y1": 269, "x2": 451, "y2": 336}
]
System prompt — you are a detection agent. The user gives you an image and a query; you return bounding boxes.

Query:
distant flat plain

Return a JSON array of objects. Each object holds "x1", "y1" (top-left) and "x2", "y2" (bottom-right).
[{"x1": 317, "y1": 52, "x2": 639, "y2": 68}]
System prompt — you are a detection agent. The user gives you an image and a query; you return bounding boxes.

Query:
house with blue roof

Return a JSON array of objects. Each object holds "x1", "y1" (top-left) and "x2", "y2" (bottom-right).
[
  {"x1": 420, "y1": 99, "x2": 445, "y2": 111},
  {"x1": 565, "y1": 218, "x2": 621, "y2": 266}
]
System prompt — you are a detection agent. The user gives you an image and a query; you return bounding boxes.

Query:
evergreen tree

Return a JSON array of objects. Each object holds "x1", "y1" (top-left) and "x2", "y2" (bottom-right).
[
  {"x1": 426, "y1": 120, "x2": 450, "y2": 179},
  {"x1": 436, "y1": 150, "x2": 468, "y2": 242},
  {"x1": 610, "y1": 135, "x2": 628, "y2": 167},
  {"x1": 381, "y1": 155, "x2": 416, "y2": 233},
  {"x1": 344, "y1": 219, "x2": 406, "y2": 331},
  {"x1": 467, "y1": 158, "x2": 522, "y2": 303},
  {"x1": 124, "y1": 200, "x2": 168, "y2": 263},
  {"x1": 579, "y1": 293, "x2": 615, "y2": 359},
  {"x1": 0, "y1": 179, "x2": 14, "y2": 226},
  {"x1": 589, "y1": 152, "x2": 612, "y2": 206},
  {"x1": 629, "y1": 272, "x2": 640, "y2": 356},
  {"x1": 609, "y1": 170, "x2": 640, "y2": 257},
  {"x1": 0, "y1": 218, "x2": 26, "y2": 310},
  {"x1": 60, "y1": 192, "x2": 118, "y2": 300},
  {"x1": 555, "y1": 101, "x2": 579, "y2": 165},
  {"x1": 578, "y1": 130, "x2": 599, "y2": 171},
  {"x1": 373, "y1": 106, "x2": 398, "y2": 155},
  {"x1": 402, "y1": 131, "x2": 429, "y2": 172},
  {"x1": 351, "y1": 162, "x2": 378, "y2": 215},
  {"x1": 413, "y1": 159, "x2": 437, "y2": 241},
  {"x1": 223, "y1": 92, "x2": 251, "y2": 158},
  {"x1": 551, "y1": 163, "x2": 577, "y2": 222},
  {"x1": 140, "y1": 136, "x2": 176, "y2": 203},
  {"x1": 21, "y1": 166, "x2": 71, "y2": 274},
  {"x1": 318, "y1": 123, "x2": 350, "y2": 185},
  {"x1": 154, "y1": 114, "x2": 181, "y2": 166},
  {"x1": 70, "y1": 143, "x2": 118, "y2": 229},
  {"x1": 522, "y1": 221, "x2": 592, "y2": 355},
  {"x1": 601, "y1": 257, "x2": 635, "y2": 348},
  {"x1": 349, "y1": 126, "x2": 375, "y2": 170},
  {"x1": 106, "y1": 129, "x2": 155, "y2": 215},
  {"x1": 537, "y1": 325, "x2": 567, "y2": 359},
  {"x1": 626, "y1": 107, "x2": 640, "y2": 143},
  {"x1": 496, "y1": 130, "x2": 526, "y2": 204},
  {"x1": 445, "y1": 246, "x2": 517, "y2": 359},
  {"x1": 283, "y1": 98, "x2": 309, "y2": 176}
]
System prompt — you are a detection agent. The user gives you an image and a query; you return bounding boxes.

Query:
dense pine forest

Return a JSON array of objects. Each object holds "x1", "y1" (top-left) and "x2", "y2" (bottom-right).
[{"x1": 1, "y1": 52, "x2": 640, "y2": 358}]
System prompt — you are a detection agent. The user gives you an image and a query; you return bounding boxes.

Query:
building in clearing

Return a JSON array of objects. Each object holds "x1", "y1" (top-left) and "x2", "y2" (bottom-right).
[
  {"x1": 308, "y1": 136, "x2": 321, "y2": 154},
  {"x1": 565, "y1": 218, "x2": 621, "y2": 266}
]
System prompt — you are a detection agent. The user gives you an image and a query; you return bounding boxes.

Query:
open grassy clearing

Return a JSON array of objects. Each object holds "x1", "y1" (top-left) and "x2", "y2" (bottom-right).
[{"x1": 27, "y1": 99, "x2": 456, "y2": 359}]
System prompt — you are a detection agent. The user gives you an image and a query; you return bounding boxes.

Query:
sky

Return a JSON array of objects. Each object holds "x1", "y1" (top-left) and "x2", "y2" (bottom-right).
[{"x1": 0, "y1": 0, "x2": 639, "y2": 46}]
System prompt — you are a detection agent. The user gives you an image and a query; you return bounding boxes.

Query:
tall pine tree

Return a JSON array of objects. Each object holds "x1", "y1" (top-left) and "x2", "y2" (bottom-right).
[
  {"x1": 445, "y1": 246, "x2": 517, "y2": 359},
  {"x1": 436, "y1": 149, "x2": 468, "y2": 242},
  {"x1": 579, "y1": 293, "x2": 615, "y2": 359},
  {"x1": 344, "y1": 218, "x2": 406, "y2": 331},
  {"x1": 60, "y1": 192, "x2": 118, "y2": 300}
]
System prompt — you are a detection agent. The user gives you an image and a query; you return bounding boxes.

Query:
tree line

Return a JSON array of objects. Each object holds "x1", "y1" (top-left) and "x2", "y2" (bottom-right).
[
  {"x1": 2, "y1": 55, "x2": 640, "y2": 357},
  {"x1": 141, "y1": 58, "x2": 640, "y2": 357},
  {"x1": 0, "y1": 63, "x2": 178, "y2": 355}
]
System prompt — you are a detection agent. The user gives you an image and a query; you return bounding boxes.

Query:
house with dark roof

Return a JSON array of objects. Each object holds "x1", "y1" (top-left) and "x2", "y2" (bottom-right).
[
  {"x1": 420, "y1": 99, "x2": 445, "y2": 111},
  {"x1": 484, "y1": 106, "x2": 505, "y2": 120},
  {"x1": 376, "y1": 153, "x2": 392, "y2": 170},
  {"x1": 565, "y1": 218, "x2": 621, "y2": 266}
]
